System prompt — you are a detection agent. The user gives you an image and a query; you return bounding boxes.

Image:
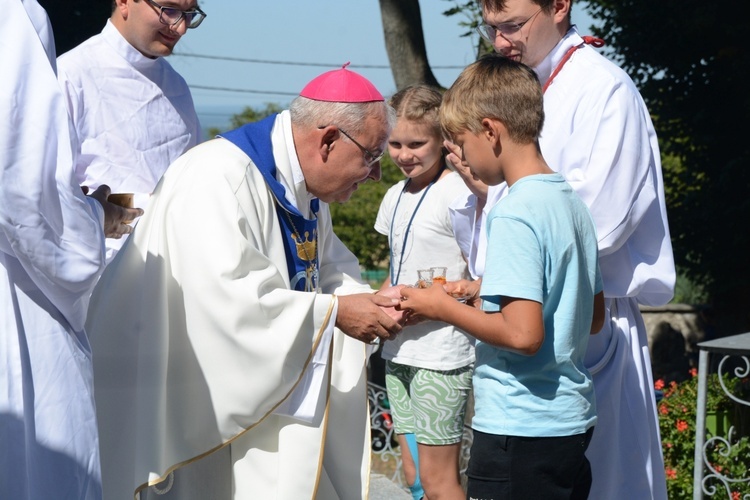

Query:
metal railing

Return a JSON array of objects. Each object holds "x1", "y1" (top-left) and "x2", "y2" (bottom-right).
[{"x1": 693, "y1": 333, "x2": 750, "y2": 499}]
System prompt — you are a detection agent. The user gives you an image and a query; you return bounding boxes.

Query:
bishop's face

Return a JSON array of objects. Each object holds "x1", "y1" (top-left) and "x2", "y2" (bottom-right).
[{"x1": 316, "y1": 117, "x2": 389, "y2": 203}]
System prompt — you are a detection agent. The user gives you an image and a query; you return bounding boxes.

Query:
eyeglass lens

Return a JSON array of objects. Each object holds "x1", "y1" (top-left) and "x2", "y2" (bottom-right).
[
  {"x1": 148, "y1": 0, "x2": 205, "y2": 29},
  {"x1": 480, "y1": 7, "x2": 542, "y2": 39},
  {"x1": 161, "y1": 8, "x2": 204, "y2": 28},
  {"x1": 339, "y1": 129, "x2": 383, "y2": 166}
]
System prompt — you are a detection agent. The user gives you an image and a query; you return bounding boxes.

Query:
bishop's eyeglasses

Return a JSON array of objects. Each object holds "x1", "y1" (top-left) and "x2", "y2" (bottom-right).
[{"x1": 319, "y1": 126, "x2": 385, "y2": 167}]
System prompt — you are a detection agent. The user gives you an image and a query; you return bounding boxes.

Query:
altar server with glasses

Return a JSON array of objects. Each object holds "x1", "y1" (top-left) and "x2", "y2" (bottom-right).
[{"x1": 57, "y1": 0, "x2": 205, "y2": 264}]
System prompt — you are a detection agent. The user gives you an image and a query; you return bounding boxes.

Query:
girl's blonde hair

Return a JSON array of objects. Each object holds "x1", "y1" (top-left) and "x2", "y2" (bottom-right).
[{"x1": 388, "y1": 85, "x2": 443, "y2": 139}]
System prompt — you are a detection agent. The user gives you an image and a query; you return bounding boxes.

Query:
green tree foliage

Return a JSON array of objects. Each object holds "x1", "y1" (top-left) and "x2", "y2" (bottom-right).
[
  {"x1": 442, "y1": 0, "x2": 494, "y2": 58},
  {"x1": 657, "y1": 372, "x2": 750, "y2": 499},
  {"x1": 206, "y1": 103, "x2": 283, "y2": 138},
  {"x1": 583, "y1": 0, "x2": 750, "y2": 332},
  {"x1": 329, "y1": 158, "x2": 402, "y2": 271},
  {"x1": 211, "y1": 104, "x2": 402, "y2": 272}
]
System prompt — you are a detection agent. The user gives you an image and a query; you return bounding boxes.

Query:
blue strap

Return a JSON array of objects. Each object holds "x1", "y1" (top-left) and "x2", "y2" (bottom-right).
[
  {"x1": 389, "y1": 164, "x2": 446, "y2": 285},
  {"x1": 404, "y1": 433, "x2": 424, "y2": 500}
]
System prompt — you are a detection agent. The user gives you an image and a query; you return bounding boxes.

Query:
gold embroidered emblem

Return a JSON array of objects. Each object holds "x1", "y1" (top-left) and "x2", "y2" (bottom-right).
[{"x1": 291, "y1": 229, "x2": 317, "y2": 262}]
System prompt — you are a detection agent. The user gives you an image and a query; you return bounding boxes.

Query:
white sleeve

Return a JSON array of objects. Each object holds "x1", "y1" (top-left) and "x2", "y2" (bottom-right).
[
  {"x1": 552, "y1": 80, "x2": 675, "y2": 303},
  {"x1": 1, "y1": 1, "x2": 105, "y2": 331},
  {"x1": 559, "y1": 83, "x2": 660, "y2": 256}
]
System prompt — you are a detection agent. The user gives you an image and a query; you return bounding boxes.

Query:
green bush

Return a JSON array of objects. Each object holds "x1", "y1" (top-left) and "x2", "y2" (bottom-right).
[{"x1": 657, "y1": 370, "x2": 750, "y2": 499}]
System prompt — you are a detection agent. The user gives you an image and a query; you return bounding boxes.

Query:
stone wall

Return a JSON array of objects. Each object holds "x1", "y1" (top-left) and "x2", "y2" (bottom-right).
[
  {"x1": 641, "y1": 303, "x2": 711, "y2": 383},
  {"x1": 641, "y1": 303, "x2": 709, "y2": 353}
]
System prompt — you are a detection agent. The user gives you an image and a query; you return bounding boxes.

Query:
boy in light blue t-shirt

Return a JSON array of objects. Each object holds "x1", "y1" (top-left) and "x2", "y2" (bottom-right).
[{"x1": 399, "y1": 54, "x2": 605, "y2": 500}]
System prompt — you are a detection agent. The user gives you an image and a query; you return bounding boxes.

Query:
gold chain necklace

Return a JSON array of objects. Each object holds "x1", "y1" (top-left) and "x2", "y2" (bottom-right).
[{"x1": 282, "y1": 207, "x2": 319, "y2": 293}]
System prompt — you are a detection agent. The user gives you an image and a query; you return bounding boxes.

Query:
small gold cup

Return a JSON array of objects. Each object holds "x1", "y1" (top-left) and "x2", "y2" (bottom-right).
[{"x1": 108, "y1": 193, "x2": 135, "y2": 224}]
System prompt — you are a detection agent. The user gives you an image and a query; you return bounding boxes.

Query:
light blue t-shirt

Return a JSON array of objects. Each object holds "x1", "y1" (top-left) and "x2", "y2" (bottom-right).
[{"x1": 474, "y1": 173, "x2": 602, "y2": 437}]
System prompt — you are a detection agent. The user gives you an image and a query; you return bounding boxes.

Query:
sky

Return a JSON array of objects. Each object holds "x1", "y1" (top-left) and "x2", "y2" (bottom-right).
[{"x1": 167, "y1": 1, "x2": 597, "y2": 131}]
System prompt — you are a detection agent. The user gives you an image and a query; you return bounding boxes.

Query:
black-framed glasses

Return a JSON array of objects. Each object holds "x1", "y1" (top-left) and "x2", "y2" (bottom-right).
[
  {"x1": 320, "y1": 126, "x2": 384, "y2": 167},
  {"x1": 144, "y1": 0, "x2": 206, "y2": 29},
  {"x1": 477, "y1": 7, "x2": 543, "y2": 42}
]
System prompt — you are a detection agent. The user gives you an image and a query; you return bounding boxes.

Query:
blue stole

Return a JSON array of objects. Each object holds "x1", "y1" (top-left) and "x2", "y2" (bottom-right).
[{"x1": 220, "y1": 114, "x2": 320, "y2": 292}]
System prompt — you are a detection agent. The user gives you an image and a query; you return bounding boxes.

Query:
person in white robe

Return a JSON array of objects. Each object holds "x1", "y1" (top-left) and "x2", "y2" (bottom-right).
[
  {"x1": 57, "y1": 0, "x2": 204, "y2": 263},
  {"x1": 1, "y1": 1, "x2": 143, "y2": 498},
  {"x1": 85, "y1": 65, "x2": 406, "y2": 499},
  {"x1": 449, "y1": 1, "x2": 676, "y2": 498}
]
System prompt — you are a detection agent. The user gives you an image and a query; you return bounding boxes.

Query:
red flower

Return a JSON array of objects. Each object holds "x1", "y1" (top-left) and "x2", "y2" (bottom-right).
[
  {"x1": 655, "y1": 379, "x2": 665, "y2": 390},
  {"x1": 677, "y1": 420, "x2": 689, "y2": 432},
  {"x1": 666, "y1": 468, "x2": 677, "y2": 480},
  {"x1": 690, "y1": 368, "x2": 698, "y2": 377},
  {"x1": 659, "y1": 404, "x2": 669, "y2": 415},
  {"x1": 732, "y1": 491, "x2": 741, "y2": 500}
]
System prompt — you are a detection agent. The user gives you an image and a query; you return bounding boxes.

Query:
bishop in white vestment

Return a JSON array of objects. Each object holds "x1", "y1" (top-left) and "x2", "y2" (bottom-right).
[{"x1": 86, "y1": 67, "x2": 401, "y2": 499}]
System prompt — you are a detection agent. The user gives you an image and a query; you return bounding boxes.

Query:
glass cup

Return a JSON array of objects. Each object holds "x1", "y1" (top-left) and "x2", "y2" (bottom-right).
[
  {"x1": 416, "y1": 269, "x2": 434, "y2": 288},
  {"x1": 430, "y1": 267, "x2": 447, "y2": 286}
]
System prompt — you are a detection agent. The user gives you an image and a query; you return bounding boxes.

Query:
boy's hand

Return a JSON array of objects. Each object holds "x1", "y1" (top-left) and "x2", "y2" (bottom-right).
[
  {"x1": 444, "y1": 279, "x2": 481, "y2": 308},
  {"x1": 398, "y1": 283, "x2": 453, "y2": 322},
  {"x1": 376, "y1": 285, "x2": 407, "y2": 325}
]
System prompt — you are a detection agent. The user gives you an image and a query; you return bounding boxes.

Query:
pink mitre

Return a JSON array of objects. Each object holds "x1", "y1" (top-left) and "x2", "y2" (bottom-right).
[{"x1": 299, "y1": 62, "x2": 384, "y2": 103}]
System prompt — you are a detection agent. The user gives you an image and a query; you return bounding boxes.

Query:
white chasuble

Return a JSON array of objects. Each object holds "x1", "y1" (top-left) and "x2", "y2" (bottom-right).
[{"x1": 86, "y1": 113, "x2": 374, "y2": 499}]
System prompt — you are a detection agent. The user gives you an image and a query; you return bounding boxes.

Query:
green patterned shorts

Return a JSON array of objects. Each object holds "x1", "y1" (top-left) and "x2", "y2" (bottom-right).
[{"x1": 385, "y1": 360, "x2": 473, "y2": 445}]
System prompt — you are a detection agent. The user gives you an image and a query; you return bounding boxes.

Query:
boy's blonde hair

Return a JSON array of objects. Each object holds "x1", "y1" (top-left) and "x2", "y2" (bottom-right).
[
  {"x1": 440, "y1": 54, "x2": 544, "y2": 145},
  {"x1": 388, "y1": 85, "x2": 443, "y2": 139}
]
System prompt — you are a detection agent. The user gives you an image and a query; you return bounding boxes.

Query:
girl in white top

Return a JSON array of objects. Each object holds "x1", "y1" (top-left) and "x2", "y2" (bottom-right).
[{"x1": 375, "y1": 85, "x2": 474, "y2": 500}]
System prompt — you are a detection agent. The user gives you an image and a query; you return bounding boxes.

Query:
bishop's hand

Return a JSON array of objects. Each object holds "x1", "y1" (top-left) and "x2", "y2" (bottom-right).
[{"x1": 336, "y1": 293, "x2": 402, "y2": 345}]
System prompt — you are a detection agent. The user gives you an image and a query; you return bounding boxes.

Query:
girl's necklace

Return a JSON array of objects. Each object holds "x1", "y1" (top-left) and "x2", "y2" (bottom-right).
[{"x1": 389, "y1": 164, "x2": 446, "y2": 285}]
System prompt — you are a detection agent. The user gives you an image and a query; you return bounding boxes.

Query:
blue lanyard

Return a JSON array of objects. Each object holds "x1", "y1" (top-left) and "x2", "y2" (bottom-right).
[{"x1": 389, "y1": 165, "x2": 445, "y2": 285}]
